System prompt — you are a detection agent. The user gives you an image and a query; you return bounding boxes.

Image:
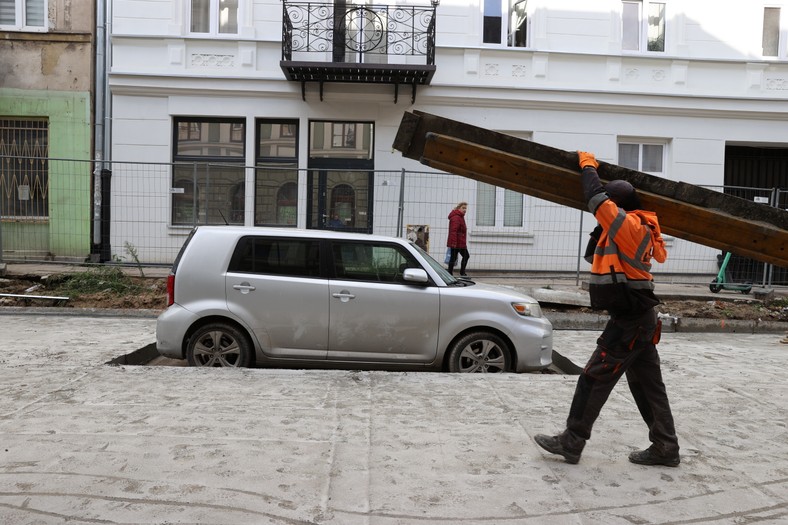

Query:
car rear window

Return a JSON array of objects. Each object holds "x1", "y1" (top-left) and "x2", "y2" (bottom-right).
[{"x1": 228, "y1": 236, "x2": 321, "y2": 277}]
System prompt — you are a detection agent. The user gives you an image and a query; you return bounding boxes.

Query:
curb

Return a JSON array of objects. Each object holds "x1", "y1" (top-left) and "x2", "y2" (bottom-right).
[
  {"x1": 0, "y1": 306, "x2": 161, "y2": 319},
  {"x1": 546, "y1": 312, "x2": 788, "y2": 333}
]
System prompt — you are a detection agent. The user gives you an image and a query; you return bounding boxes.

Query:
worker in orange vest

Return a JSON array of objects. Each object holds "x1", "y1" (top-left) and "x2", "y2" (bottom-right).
[{"x1": 535, "y1": 151, "x2": 680, "y2": 467}]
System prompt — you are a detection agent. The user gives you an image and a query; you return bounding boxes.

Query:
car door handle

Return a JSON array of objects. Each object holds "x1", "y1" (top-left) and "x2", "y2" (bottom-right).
[
  {"x1": 332, "y1": 291, "x2": 356, "y2": 301},
  {"x1": 233, "y1": 283, "x2": 256, "y2": 294}
]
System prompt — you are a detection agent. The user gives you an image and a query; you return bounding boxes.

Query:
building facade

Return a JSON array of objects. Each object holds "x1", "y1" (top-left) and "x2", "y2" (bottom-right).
[
  {"x1": 108, "y1": 0, "x2": 788, "y2": 272},
  {"x1": 0, "y1": 0, "x2": 95, "y2": 260}
]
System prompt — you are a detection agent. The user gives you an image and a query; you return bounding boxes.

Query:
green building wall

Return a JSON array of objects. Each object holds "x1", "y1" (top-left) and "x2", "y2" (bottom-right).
[{"x1": 0, "y1": 88, "x2": 92, "y2": 260}]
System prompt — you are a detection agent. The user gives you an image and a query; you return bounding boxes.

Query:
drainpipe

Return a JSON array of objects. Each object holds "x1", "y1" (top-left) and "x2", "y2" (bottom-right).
[
  {"x1": 92, "y1": 0, "x2": 112, "y2": 261},
  {"x1": 0, "y1": 210, "x2": 4, "y2": 275}
]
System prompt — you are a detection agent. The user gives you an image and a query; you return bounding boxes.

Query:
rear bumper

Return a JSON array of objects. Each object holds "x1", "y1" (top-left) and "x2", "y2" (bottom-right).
[{"x1": 156, "y1": 304, "x2": 198, "y2": 359}]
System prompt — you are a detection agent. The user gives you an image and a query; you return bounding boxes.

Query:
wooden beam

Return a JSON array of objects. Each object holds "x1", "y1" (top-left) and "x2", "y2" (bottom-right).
[{"x1": 393, "y1": 111, "x2": 788, "y2": 268}]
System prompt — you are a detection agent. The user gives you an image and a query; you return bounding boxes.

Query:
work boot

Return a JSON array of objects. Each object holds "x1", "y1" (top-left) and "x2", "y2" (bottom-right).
[
  {"x1": 628, "y1": 446, "x2": 680, "y2": 467},
  {"x1": 534, "y1": 434, "x2": 580, "y2": 464}
]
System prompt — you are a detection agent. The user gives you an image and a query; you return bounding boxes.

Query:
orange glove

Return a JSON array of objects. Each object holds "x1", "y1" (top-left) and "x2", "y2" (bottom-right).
[{"x1": 578, "y1": 151, "x2": 599, "y2": 169}]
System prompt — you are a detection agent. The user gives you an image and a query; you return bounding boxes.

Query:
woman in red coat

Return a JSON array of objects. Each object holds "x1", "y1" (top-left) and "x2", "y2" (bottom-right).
[{"x1": 447, "y1": 202, "x2": 470, "y2": 276}]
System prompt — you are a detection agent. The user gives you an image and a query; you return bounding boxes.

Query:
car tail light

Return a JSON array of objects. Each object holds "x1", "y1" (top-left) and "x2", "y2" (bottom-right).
[{"x1": 166, "y1": 272, "x2": 175, "y2": 306}]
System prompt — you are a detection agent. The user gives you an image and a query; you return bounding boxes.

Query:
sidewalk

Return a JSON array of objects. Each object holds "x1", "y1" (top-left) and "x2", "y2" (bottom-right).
[{"x1": 0, "y1": 314, "x2": 786, "y2": 524}]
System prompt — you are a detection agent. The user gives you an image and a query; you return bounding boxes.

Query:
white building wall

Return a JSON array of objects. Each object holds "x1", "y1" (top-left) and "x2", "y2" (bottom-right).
[{"x1": 109, "y1": 0, "x2": 788, "y2": 271}]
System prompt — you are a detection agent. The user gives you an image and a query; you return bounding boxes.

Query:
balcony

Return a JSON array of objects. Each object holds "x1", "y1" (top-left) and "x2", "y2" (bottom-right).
[{"x1": 281, "y1": 1, "x2": 437, "y2": 103}]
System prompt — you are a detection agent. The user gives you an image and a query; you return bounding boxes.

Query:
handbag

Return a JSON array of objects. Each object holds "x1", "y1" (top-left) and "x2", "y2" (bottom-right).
[{"x1": 444, "y1": 248, "x2": 452, "y2": 264}]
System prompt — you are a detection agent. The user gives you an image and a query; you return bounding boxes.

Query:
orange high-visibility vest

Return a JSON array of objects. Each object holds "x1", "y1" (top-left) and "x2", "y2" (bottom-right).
[{"x1": 588, "y1": 194, "x2": 667, "y2": 292}]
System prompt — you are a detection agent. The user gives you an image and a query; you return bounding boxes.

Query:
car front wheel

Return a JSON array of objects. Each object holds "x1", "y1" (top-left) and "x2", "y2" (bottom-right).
[
  {"x1": 187, "y1": 323, "x2": 253, "y2": 368},
  {"x1": 448, "y1": 332, "x2": 510, "y2": 373}
]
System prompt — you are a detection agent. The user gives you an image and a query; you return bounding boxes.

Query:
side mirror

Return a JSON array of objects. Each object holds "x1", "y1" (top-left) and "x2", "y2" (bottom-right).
[{"x1": 402, "y1": 268, "x2": 429, "y2": 283}]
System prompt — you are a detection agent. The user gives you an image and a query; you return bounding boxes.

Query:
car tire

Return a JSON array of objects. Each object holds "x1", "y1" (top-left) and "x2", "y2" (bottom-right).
[
  {"x1": 187, "y1": 322, "x2": 253, "y2": 368},
  {"x1": 447, "y1": 331, "x2": 510, "y2": 373}
]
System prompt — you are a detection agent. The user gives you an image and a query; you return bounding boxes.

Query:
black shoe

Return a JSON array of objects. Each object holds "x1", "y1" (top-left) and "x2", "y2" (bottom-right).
[
  {"x1": 534, "y1": 434, "x2": 580, "y2": 464},
  {"x1": 460, "y1": 273, "x2": 469, "y2": 277},
  {"x1": 628, "y1": 447, "x2": 680, "y2": 467}
]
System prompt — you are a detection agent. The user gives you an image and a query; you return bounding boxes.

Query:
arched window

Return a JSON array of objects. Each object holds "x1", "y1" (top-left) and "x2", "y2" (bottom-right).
[
  {"x1": 277, "y1": 182, "x2": 298, "y2": 225},
  {"x1": 230, "y1": 182, "x2": 244, "y2": 224},
  {"x1": 330, "y1": 184, "x2": 355, "y2": 228}
]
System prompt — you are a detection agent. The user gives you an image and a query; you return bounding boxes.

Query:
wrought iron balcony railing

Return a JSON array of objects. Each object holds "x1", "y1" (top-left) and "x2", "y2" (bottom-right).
[{"x1": 281, "y1": 1, "x2": 437, "y2": 103}]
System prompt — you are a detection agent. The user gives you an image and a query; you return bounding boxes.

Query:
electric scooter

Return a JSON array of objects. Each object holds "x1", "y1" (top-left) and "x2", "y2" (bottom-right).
[{"x1": 709, "y1": 251, "x2": 752, "y2": 294}]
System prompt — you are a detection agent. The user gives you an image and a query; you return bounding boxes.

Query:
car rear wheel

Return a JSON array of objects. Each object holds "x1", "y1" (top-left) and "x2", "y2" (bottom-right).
[
  {"x1": 187, "y1": 323, "x2": 253, "y2": 368},
  {"x1": 448, "y1": 332, "x2": 510, "y2": 373}
]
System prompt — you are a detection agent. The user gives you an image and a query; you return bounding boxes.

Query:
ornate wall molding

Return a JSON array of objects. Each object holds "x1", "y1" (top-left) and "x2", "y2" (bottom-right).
[{"x1": 191, "y1": 54, "x2": 235, "y2": 67}]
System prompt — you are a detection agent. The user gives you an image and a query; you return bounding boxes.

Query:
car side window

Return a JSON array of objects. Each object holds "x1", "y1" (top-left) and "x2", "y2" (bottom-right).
[
  {"x1": 332, "y1": 242, "x2": 418, "y2": 283},
  {"x1": 228, "y1": 236, "x2": 321, "y2": 277}
]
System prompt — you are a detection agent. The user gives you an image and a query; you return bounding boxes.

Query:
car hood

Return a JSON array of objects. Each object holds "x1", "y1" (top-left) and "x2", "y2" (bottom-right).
[{"x1": 445, "y1": 281, "x2": 540, "y2": 303}]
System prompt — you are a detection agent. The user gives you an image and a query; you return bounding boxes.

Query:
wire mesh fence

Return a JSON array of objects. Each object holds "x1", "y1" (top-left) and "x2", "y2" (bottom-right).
[{"x1": 1, "y1": 155, "x2": 786, "y2": 287}]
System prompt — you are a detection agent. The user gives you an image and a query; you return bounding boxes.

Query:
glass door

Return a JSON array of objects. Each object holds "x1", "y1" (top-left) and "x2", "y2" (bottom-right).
[
  {"x1": 308, "y1": 170, "x2": 372, "y2": 231},
  {"x1": 308, "y1": 121, "x2": 374, "y2": 232}
]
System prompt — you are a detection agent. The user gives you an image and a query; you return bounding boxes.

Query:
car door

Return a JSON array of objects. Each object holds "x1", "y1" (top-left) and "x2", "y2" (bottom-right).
[
  {"x1": 327, "y1": 240, "x2": 440, "y2": 363},
  {"x1": 225, "y1": 236, "x2": 329, "y2": 359}
]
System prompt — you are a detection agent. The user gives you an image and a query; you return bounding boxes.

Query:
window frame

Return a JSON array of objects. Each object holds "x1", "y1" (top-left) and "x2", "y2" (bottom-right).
[
  {"x1": 189, "y1": 0, "x2": 239, "y2": 36},
  {"x1": 617, "y1": 139, "x2": 667, "y2": 177},
  {"x1": 622, "y1": 0, "x2": 666, "y2": 53},
  {"x1": 475, "y1": 182, "x2": 525, "y2": 229},
  {"x1": 0, "y1": 118, "x2": 49, "y2": 220},
  {"x1": 171, "y1": 116, "x2": 247, "y2": 227},
  {"x1": 482, "y1": 0, "x2": 530, "y2": 48},
  {"x1": 0, "y1": 0, "x2": 48, "y2": 31},
  {"x1": 255, "y1": 118, "x2": 300, "y2": 227}
]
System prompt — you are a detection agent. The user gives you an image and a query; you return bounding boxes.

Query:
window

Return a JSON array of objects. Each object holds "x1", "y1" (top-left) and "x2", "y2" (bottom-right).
[
  {"x1": 309, "y1": 121, "x2": 373, "y2": 160},
  {"x1": 618, "y1": 141, "x2": 665, "y2": 175},
  {"x1": 476, "y1": 182, "x2": 524, "y2": 227},
  {"x1": 0, "y1": 119, "x2": 49, "y2": 219},
  {"x1": 332, "y1": 242, "x2": 418, "y2": 283},
  {"x1": 0, "y1": 0, "x2": 46, "y2": 30},
  {"x1": 229, "y1": 237, "x2": 321, "y2": 277},
  {"x1": 763, "y1": 7, "x2": 781, "y2": 57},
  {"x1": 172, "y1": 118, "x2": 245, "y2": 226},
  {"x1": 622, "y1": 1, "x2": 665, "y2": 52},
  {"x1": 256, "y1": 119, "x2": 299, "y2": 227},
  {"x1": 509, "y1": 0, "x2": 528, "y2": 47},
  {"x1": 190, "y1": 0, "x2": 238, "y2": 34},
  {"x1": 483, "y1": 0, "x2": 529, "y2": 47},
  {"x1": 332, "y1": 123, "x2": 356, "y2": 148}
]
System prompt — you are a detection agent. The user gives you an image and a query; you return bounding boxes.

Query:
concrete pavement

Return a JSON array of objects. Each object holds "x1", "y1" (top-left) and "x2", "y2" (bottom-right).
[{"x1": 0, "y1": 313, "x2": 787, "y2": 524}]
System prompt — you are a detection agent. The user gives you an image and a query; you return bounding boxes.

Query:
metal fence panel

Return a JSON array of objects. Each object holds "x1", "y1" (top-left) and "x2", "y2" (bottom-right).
[{"x1": 1, "y1": 155, "x2": 786, "y2": 286}]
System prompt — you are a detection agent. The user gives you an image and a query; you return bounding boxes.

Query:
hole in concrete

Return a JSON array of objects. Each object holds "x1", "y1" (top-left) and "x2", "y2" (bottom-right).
[
  {"x1": 105, "y1": 343, "x2": 187, "y2": 367},
  {"x1": 109, "y1": 346, "x2": 581, "y2": 374}
]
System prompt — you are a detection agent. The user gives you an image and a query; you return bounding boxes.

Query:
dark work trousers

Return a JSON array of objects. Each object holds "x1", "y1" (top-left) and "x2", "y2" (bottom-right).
[
  {"x1": 448, "y1": 248, "x2": 469, "y2": 274},
  {"x1": 560, "y1": 308, "x2": 679, "y2": 456}
]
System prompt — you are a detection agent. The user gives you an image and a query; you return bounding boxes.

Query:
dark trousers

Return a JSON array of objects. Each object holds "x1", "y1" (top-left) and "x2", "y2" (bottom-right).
[
  {"x1": 560, "y1": 308, "x2": 679, "y2": 456},
  {"x1": 448, "y1": 248, "x2": 469, "y2": 274}
]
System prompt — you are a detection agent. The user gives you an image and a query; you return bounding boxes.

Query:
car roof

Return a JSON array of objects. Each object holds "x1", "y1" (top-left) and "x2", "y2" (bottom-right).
[{"x1": 194, "y1": 226, "x2": 409, "y2": 245}]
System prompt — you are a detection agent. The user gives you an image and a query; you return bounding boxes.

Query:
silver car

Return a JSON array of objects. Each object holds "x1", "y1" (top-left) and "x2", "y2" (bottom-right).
[{"x1": 156, "y1": 226, "x2": 552, "y2": 373}]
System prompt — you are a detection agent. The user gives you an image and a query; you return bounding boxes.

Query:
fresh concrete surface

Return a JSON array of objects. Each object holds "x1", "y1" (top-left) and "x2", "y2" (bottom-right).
[{"x1": 0, "y1": 314, "x2": 786, "y2": 524}]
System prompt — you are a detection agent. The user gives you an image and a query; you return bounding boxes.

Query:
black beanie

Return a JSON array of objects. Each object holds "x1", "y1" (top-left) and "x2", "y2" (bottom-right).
[{"x1": 605, "y1": 180, "x2": 641, "y2": 211}]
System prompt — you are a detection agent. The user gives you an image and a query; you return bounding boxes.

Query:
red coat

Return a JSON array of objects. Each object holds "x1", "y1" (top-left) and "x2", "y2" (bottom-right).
[{"x1": 447, "y1": 209, "x2": 467, "y2": 248}]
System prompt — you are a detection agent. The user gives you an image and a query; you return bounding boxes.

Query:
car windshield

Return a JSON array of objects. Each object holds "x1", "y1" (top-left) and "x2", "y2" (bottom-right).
[{"x1": 410, "y1": 242, "x2": 459, "y2": 285}]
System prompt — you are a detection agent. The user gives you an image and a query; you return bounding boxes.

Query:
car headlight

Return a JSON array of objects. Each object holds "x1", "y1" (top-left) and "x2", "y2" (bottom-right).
[{"x1": 512, "y1": 302, "x2": 542, "y2": 318}]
